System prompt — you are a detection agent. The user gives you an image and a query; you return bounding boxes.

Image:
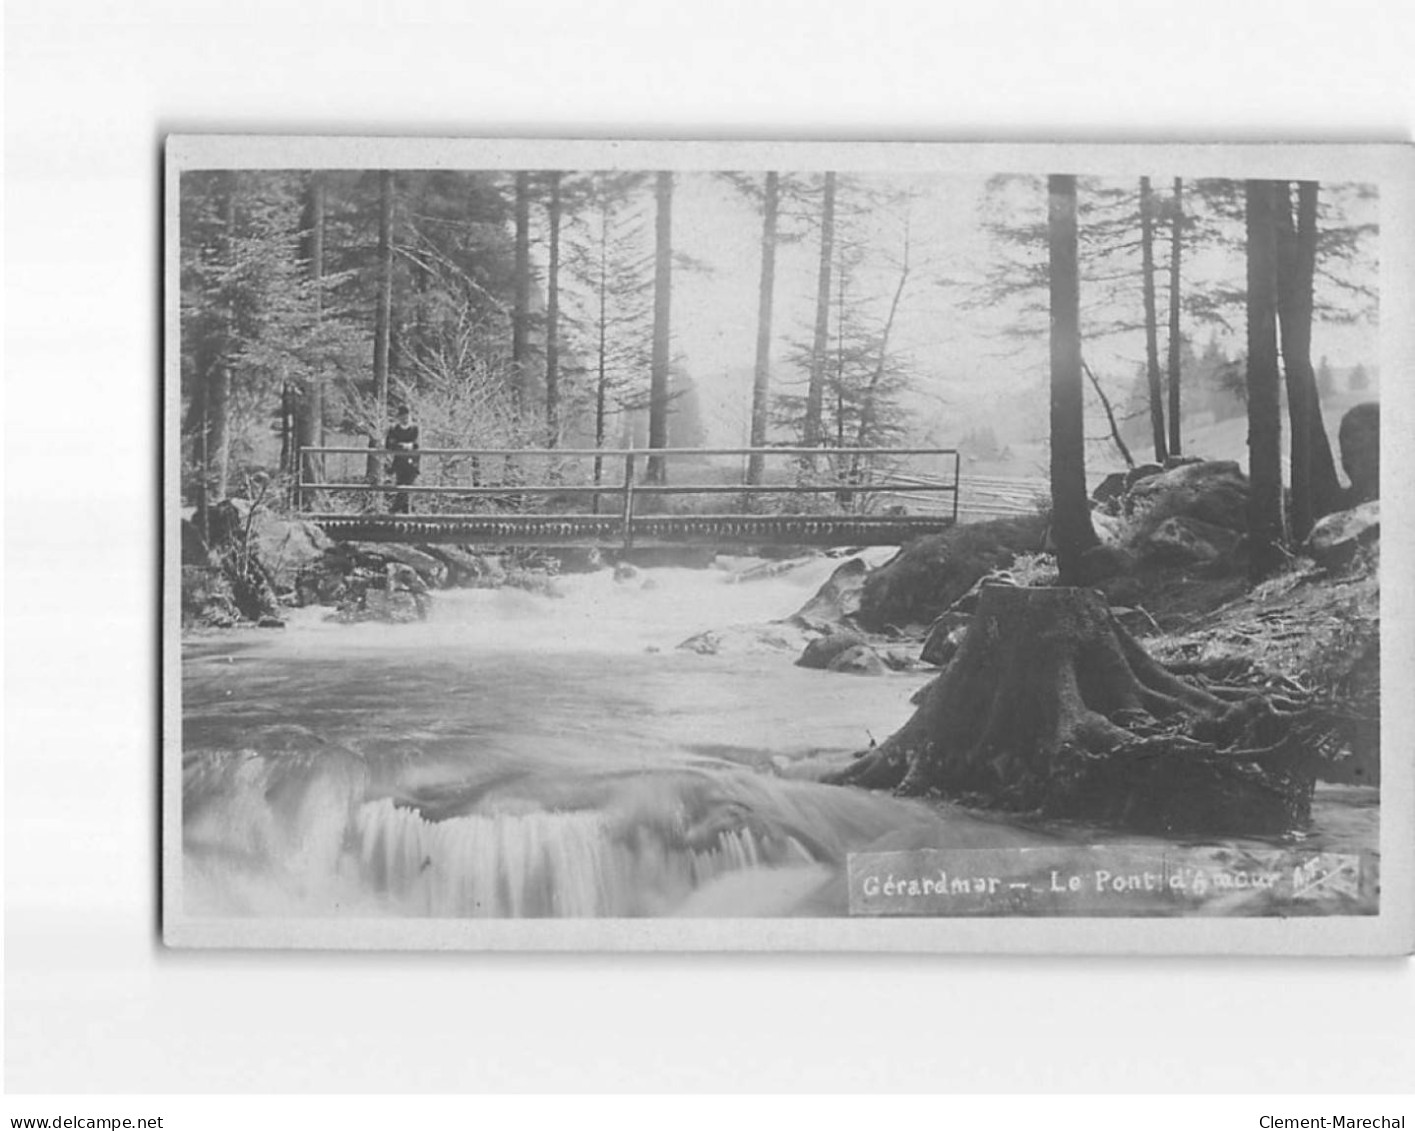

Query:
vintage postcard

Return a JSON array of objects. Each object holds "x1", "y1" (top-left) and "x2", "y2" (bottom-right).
[{"x1": 163, "y1": 137, "x2": 1412, "y2": 952}]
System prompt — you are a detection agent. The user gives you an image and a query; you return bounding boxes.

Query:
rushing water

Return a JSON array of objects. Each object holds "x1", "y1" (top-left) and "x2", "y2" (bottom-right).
[{"x1": 181, "y1": 555, "x2": 1378, "y2": 919}]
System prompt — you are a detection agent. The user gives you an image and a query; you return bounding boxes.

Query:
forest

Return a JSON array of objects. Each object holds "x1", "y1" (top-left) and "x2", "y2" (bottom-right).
[
  {"x1": 178, "y1": 165, "x2": 1382, "y2": 844},
  {"x1": 179, "y1": 168, "x2": 1377, "y2": 527}
]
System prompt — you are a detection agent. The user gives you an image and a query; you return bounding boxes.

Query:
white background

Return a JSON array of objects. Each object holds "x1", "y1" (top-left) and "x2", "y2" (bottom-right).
[{"x1": 5, "y1": 0, "x2": 1415, "y2": 1094}]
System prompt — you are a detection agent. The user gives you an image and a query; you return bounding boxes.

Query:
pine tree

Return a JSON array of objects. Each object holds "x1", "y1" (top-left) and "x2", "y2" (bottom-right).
[
  {"x1": 1245, "y1": 179, "x2": 1285, "y2": 581},
  {"x1": 647, "y1": 172, "x2": 674, "y2": 484},
  {"x1": 1049, "y1": 174, "x2": 1100, "y2": 583}
]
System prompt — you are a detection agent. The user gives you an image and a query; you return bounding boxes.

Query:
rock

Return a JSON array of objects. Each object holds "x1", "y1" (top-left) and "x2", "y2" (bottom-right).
[
  {"x1": 879, "y1": 647, "x2": 924, "y2": 672},
  {"x1": 207, "y1": 499, "x2": 334, "y2": 590},
  {"x1": 920, "y1": 620, "x2": 969, "y2": 667},
  {"x1": 826, "y1": 644, "x2": 887, "y2": 676},
  {"x1": 857, "y1": 514, "x2": 1049, "y2": 631},
  {"x1": 797, "y1": 628, "x2": 869, "y2": 670},
  {"x1": 1140, "y1": 516, "x2": 1242, "y2": 567},
  {"x1": 349, "y1": 542, "x2": 448, "y2": 589},
  {"x1": 1077, "y1": 542, "x2": 1139, "y2": 585},
  {"x1": 1124, "y1": 460, "x2": 1249, "y2": 532},
  {"x1": 1338, "y1": 402, "x2": 1379, "y2": 504},
  {"x1": 1305, "y1": 501, "x2": 1380, "y2": 569},
  {"x1": 1091, "y1": 471, "x2": 1130, "y2": 512},
  {"x1": 791, "y1": 556, "x2": 870, "y2": 629},
  {"x1": 335, "y1": 588, "x2": 427, "y2": 625},
  {"x1": 678, "y1": 622, "x2": 811, "y2": 657},
  {"x1": 503, "y1": 568, "x2": 564, "y2": 598},
  {"x1": 1091, "y1": 511, "x2": 1125, "y2": 545},
  {"x1": 544, "y1": 547, "x2": 603, "y2": 574},
  {"x1": 422, "y1": 544, "x2": 498, "y2": 587},
  {"x1": 1126, "y1": 463, "x2": 1164, "y2": 491},
  {"x1": 613, "y1": 562, "x2": 641, "y2": 584},
  {"x1": 386, "y1": 561, "x2": 429, "y2": 594}
]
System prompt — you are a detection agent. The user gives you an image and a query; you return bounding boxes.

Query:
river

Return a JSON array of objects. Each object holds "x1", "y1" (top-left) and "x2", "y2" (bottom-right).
[{"x1": 180, "y1": 554, "x2": 1378, "y2": 920}]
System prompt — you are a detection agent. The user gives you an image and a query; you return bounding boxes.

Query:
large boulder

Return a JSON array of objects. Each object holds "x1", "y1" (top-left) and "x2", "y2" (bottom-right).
[
  {"x1": 797, "y1": 628, "x2": 869, "y2": 670},
  {"x1": 348, "y1": 542, "x2": 449, "y2": 589},
  {"x1": 856, "y1": 513, "x2": 1049, "y2": 631},
  {"x1": 206, "y1": 499, "x2": 334, "y2": 590},
  {"x1": 791, "y1": 557, "x2": 870, "y2": 629},
  {"x1": 423, "y1": 544, "x2": 502, "y2": 587},
  {"x1": 1338, "y1": 401, "x2": 1379, "y2": 504},
  {"x1": 1139, "y1": 516, "x2": 1242, "y2": 567},
  {"x1": 825, "y1": 644, "x2": 887, "y2": 676},
  {"x1": 1304, "y1": 501, "x2": 1380, "y2": 570},
  {"x1": 1124, "y1": 459, "x2": 1249, "y2": 533}
]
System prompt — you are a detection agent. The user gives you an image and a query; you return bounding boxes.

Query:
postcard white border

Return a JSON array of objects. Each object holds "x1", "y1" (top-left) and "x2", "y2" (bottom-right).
[{"x1": 162, "y1": 137, "x2": 1414, "y2": 954}]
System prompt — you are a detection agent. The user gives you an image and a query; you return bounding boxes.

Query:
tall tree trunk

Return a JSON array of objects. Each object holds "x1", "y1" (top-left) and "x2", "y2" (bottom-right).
[
  {"x1": 1166, "y1": 176, "x2": 1183, "y2": 457},
  {"x1": 209, "y1": 171, "x2": 238, "y2": 501},
  {"x1": 512, "y1": 171, "x2": 532, "y2": 412},
  {"x1": 368, "y1": 170, "x2": 394, "y2": 487},
  {"x1": 1276, "y1": 180, "x2": 1343, "y2": 539},
  {"x1": 746, "y1": 172, "x2": 780, "y2": 486},
  {"x1": 647, "y1": 171, "x2": 673, "y2": 484},
  {"x1": 593, "y1": 202, "x2": 609, "y2": 504},
  {"x1": 1049, "y1": 174, "x2": 1100, "y2": 584},
  {"x1": 1245, "y1": 179, "x2": 1285, "y2": 581},
  {"x1": 804, "y1": 172, "x2": 836, "y2": 456},
  {"x1": 298, "y1": 172, "x2": 325, "y2": 492},
  {"x1": 545, "y1": 171, "x2": 562, "y2": 446},
  {"x1": 1140, "y1": 176, "x2": 1168, "y2": 464}
]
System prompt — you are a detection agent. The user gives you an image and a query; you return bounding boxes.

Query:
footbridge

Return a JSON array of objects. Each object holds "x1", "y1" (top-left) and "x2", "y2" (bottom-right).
[{"x1": 296, "y1": 445, "x2": 962, "y2": 549}]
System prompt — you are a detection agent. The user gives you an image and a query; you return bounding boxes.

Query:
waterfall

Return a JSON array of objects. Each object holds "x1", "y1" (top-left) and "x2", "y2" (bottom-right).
[{"x1": 354, "y1": 797, "x2": 819, "y2": 918}]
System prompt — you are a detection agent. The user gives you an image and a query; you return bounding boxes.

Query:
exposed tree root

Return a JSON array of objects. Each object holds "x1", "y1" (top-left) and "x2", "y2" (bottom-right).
[{"x1": 827, "y1": 586, "x2": 1313, "y2": 835}]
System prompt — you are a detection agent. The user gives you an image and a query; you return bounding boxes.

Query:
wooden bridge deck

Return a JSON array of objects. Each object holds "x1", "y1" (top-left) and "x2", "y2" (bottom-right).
[
  {"x1": 298, "y1": 444, "x2": 967, "y2": 548},
  {"x1": 308, "y1": 512, "x2": 956, "y2": 548}
]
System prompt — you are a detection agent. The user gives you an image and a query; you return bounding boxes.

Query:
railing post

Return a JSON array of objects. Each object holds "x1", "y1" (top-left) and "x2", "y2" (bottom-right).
[
  {"x1": 621, "y1": 452, "x2": 636, "y2": 551},
  {"x1": 953, "y1": 450, "x2": 961, "y2": 525}
]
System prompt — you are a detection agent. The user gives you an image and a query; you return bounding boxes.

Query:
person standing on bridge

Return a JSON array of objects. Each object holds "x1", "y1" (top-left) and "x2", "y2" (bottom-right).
[{"x1": 385, "y1": 403, "x2": 420, "y2": 515}]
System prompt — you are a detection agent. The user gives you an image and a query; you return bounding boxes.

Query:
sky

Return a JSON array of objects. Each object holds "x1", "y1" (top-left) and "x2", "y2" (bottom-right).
[{"x1": 543, "y1": 171, "x2": 1381, "y2": 450}]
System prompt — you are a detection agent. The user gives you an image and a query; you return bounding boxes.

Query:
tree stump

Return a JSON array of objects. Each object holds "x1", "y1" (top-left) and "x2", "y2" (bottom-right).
[{"x1": 828, "y1": 585, "x2": 1312, "y2": 835}]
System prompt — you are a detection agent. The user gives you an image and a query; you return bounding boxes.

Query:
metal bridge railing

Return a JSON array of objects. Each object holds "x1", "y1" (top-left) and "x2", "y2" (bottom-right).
[{"x1": 296, "y1": 445, "x2": 962, "y2": 531}]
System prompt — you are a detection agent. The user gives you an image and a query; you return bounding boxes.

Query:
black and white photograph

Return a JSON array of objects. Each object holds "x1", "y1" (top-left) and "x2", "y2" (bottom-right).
[
  {"x1": 163, "y1": 139, "x2": 1410, "y2": 950},
  {"x1": 8, "y1": 0, "x2": 1415, "y2": 1109}
]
